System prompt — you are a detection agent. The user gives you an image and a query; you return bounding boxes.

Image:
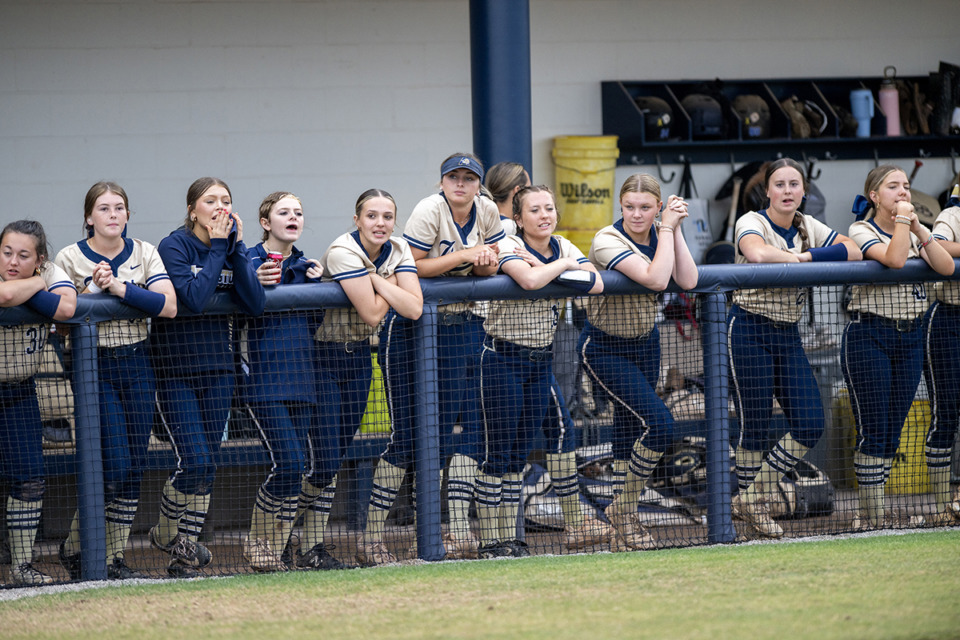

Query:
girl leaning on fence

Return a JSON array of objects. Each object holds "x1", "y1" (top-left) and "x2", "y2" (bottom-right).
[
  {"x1": 150, "y1": 177, "x2": 266, "y2": 577},
  {"x1": 477, "y1": 184, "x2": 603, "y2": 558},
  {"x1": 55, "y1": 182, "x2": 177, "y2": 581},
  {"x1": 302, "y1": 189, "x2": 422, "y2": 567},
  {"x1": 578, "y1": 173, "x2": 697, "y2": 552},
  {"x1": 486, "y1": 162, "x2": 612, "y2": 551},
  {"x1": 728, "y1": 158, "x2": 862, "y2": 539},
  {"x1": 0, "y1": 220, "x2": 76, "y2": 585},
  {"x1": 842, "y1": 164, "x2": 953, "y2": 530},
  {"x1": 921, "y1": 187, "x2": 960, "y2": 526},
  {"x1": 239, "y1": 191, "x2": 325, "y2": 572},
  {"x1": 382, "y1": 153, "x2": 505, "y2": 561}
]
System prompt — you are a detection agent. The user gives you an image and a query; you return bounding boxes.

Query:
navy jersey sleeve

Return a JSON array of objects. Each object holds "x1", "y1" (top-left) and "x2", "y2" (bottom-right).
[
  {"x1": 158, "y1": 235, "x2": 228, "y2": 314},
  {"x1": 228, "y1": 241, "x2": 266, "y2": 315}
]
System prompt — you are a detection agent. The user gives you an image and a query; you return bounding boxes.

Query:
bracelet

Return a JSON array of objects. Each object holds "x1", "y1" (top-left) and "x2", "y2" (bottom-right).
[
  {"x1": 659, "y1": 226, "x2": 675, "y2": 233},
  {"x1": 918, "y1": 236, "x2": 934, "y2": 251},
  {"x1": 895, "y1": 215, "x2": 912, "y2": 225}
]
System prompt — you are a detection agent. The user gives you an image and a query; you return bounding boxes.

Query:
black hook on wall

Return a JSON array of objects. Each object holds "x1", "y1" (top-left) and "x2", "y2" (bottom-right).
[{"x1": 656, "y1": 154, "x2": 676, "y2": 184}]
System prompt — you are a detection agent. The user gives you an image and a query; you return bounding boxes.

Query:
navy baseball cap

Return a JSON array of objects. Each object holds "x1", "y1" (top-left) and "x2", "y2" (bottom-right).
[{"x1": 441, "y1": 155, "x2": 484, "y2": 182}]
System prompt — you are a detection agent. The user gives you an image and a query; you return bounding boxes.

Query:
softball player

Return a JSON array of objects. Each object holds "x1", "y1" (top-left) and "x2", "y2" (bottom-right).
[
  {"x1": 150, "y1": 177, "x2": 266, "y2": 577},
  {"x1": 924, "y1": 197, "x2": 960, "y2": 525},
  {"x1": 477, "y1": 185, "x2": 603, "y2": 558},
  {"x1": 239, "y1": 192, "x2": 326, "y2": 572},
  {"x1": 843, "y1": 165, "x2": 954, "y2": 530},
  {"x1": 292, "y1": 189, "x2": 421, "y2": 567},
  {"x1": 383, "y1": 153, "x2": 504, "y2": 560},
  {"x1": 486, "y1": 162, "x2": 610, "y2": 551},
  {"x1": 55, "y1": 182, "x2": 177, "y2": 580},
  {"x1": 0, "y1": 220, "x2": 76, "y2": 585},
  {"x1": 578, "y1": 173, "x2": 698, "y2": 551},
  {"x1": 728, "y1": 159, "x2": 861, "y2": 538}
]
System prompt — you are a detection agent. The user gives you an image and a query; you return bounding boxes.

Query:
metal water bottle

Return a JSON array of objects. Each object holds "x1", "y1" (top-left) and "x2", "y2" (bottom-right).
[{"x1": 879, "y1": 65, "x2": 901, "y2": 137}]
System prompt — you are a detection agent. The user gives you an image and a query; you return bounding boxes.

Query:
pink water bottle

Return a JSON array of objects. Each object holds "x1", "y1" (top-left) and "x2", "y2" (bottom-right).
[{"x1": 879, "y1": 65, "x2": 901, "y2": 137}]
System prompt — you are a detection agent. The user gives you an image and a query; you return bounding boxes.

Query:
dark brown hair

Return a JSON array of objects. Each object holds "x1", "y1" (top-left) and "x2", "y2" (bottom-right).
[
  {"x1": 1, "y1": 219, "x2": 51, "y2": 273},
  {"x1": 354, "y1": 189, "x2": 397, "y2": 218}
]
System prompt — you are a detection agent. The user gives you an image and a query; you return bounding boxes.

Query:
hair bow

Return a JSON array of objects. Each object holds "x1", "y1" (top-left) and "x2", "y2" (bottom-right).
[{"x1": 851, "y1": 194, "x2": 871, "y2": 221}]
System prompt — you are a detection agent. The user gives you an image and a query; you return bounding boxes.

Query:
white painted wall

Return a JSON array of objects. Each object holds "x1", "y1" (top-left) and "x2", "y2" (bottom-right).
[{"x1": 1, "y1": 0, "x2": 957, "y2": 260}]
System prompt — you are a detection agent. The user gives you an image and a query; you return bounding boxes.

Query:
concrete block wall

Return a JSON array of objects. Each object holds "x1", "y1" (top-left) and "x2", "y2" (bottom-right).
[{"x1": 1, "y1": 0, "x2": 957, "y2": 260}]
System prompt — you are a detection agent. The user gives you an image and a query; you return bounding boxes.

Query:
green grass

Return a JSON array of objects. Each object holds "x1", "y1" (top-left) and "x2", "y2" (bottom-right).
[{"x1": 2, "y1": 531, "x2": 958, "y2": 640}]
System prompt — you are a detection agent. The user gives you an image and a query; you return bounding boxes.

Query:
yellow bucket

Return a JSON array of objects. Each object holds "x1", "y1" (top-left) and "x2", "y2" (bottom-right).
[
  {"x1": 552, "y1": 135, "x2": 619, "y2": 254},
  {"x1": 886, "y1": 400, "x2": 931, "y2": 495},
  {"x1": 837, "y1": 390, "x2": 931, "y2": 494},
  {"x1": 360, "y1": 352, "x2": 391, "y2": 434}
]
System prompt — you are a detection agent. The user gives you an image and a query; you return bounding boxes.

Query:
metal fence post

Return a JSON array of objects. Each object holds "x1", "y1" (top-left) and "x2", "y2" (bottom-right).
[
  {"x1": 70, "y1": 322, "x2": 107, "y2": 580},
  {"x1": 414, "y1": 303, "x2": 444, "y2": 560},
  {"x1": 701, "y1": 293, "x2": 737, "y2": 544}
]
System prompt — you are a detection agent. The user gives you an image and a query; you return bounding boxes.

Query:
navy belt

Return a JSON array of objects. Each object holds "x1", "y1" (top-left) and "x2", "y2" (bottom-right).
[
  {"x1": 318, "y1": 339, "x2": 368, "y2": 353},
  {"x1": 99, "y1": 341, "x2": 148, "y2": 358},
  {"x1": 486, "y1": 337, "x2": 553, "y2": 362},
  {"x1": 852, "y1": 311, "x2": 921, "y2": 333},
  {"x1": 586, "y1": 322, "x2": 653, "y2": 344},
  {"x1": 737, "y1": 307, "x2": 796, "y2": 331}
]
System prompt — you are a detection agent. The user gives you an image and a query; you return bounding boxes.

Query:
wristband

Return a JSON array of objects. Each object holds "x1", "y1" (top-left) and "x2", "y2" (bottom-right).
[
  {"x1": 556, "y1": 270, "x2": 597, "y2": 293},
  {"x1": 25, "y1": 290, "x2": 62, "y2": 318},
  {"x1": 895, "y1": 215, "x2": 912, "y2": 225},
  {"x1": 86, "y1": 281, "x2": 102, "y2": 293},
  {"x1": 807, "y1": 244, "x2": 849, "y2": 262},
  {"x1": 122, "y1": 283, "x2": 167, "y2": 316}
]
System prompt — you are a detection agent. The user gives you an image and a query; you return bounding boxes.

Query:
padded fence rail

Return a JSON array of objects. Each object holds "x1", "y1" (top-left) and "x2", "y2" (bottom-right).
[{"x1": 2, "y1": 260, "x2": 959, "y2": 584}]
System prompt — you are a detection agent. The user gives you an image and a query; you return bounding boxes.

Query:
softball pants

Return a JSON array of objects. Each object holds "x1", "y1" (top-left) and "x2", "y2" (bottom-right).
[
  {"x1": 728, "y1": 306, "x2": 824, "y2": 451},
  {"x1": 156, "y1": 370, "x2": 234, "y2": 496},
  {"x1": 479, "y1": 338, "x2": 553, "y2": 478},
  {"x1": 0, "y1": 379, "x2": 45, "y2": 501},
  {"x1": 841, "y1": 312, "x2": 923, "y2": 459},
  {"x1": 923, "y1": 301, "x2": 960, "y2": 461},
  {"x1": 578, "y1": 322, "x2": 673, "y2": 458},
  {"x1": 98, "y1": 342, "x2": 155, "y2": 503},
  {"x1": 306, "y1": 340, "x2": 372, "y2": 488}
]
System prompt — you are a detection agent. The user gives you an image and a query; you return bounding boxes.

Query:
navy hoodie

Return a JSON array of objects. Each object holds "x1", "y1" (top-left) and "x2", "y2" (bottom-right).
[
  {"x1": 241, "y1": 243, "x2": 324, "y2": 404},
  {"x1": 152, "y1": 226, "x2": 265, "y2": 377}
]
